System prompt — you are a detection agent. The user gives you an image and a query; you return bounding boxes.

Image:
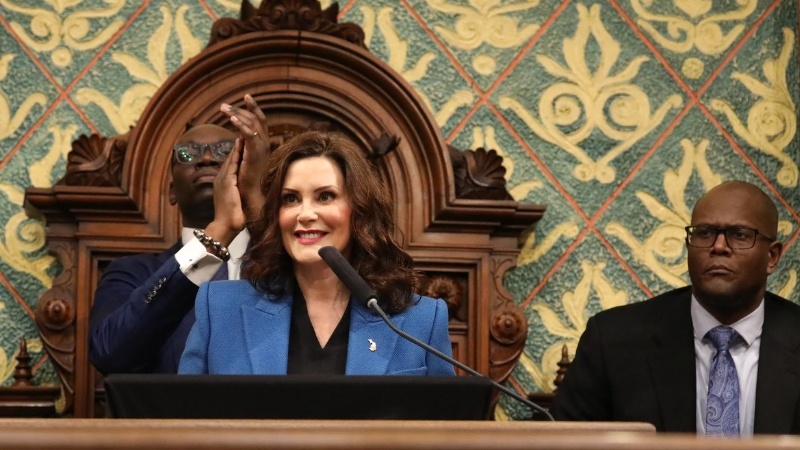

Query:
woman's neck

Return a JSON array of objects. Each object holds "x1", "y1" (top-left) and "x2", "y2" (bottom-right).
[
  {"x1": 294, "y1": 262, "x2": 351, "y2": 348},
  {"x1": 294, "y1": 263, "x2": 349, "y2": 306}
]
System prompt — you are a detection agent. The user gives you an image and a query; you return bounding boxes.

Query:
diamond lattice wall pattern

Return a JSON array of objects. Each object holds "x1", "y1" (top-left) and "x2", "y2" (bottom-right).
[{"x1": 0, "y1": 0, "x2": 797, "y2": 420}]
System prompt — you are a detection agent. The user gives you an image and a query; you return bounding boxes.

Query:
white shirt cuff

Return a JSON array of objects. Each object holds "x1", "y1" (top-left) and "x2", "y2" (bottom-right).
[{"x1": 175, "y1": 238, "x2": 224, "y2": 286}]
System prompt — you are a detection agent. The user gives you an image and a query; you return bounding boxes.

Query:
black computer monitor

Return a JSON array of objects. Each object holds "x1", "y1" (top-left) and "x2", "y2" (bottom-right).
[{"x1": 104, "y1": 374, "x2": 494, "y2": 420}]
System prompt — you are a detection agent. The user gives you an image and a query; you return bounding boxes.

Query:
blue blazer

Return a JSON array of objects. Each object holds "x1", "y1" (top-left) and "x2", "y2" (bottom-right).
[{"x1": 179, "y1": 280, "x2": 456, "y2": 376}]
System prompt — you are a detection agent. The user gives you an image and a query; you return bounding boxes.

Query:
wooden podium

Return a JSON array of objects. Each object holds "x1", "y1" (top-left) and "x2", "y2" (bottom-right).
[{"x1": 3, "y1": 419, "x2": 800, "y2": 449}]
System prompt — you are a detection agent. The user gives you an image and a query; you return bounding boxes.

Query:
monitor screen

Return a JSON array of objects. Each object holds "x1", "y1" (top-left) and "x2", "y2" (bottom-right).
[{"x1": 104, "y1": 374, "x2": 494, "y2": 420}]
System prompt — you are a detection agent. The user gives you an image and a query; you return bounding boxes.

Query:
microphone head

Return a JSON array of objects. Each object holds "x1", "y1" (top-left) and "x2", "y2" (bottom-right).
[{"x1": 318, "y1": 246, "x2": 378, "y2": 306}]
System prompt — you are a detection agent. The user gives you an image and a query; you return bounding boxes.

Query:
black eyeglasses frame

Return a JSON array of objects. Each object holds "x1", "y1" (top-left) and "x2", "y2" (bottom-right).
[
  {"x1": 684, "y1": 225, "x2": 775, "y2": 250},
  {"x1": 172, "y1": 140, "x2": 236, "y2": 164}
]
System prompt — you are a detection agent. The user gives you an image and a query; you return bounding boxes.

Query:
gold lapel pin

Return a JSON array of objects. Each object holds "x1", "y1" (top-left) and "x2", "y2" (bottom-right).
[{"x1": 368, "y1": 338, "x2": 377, "y2": 352}]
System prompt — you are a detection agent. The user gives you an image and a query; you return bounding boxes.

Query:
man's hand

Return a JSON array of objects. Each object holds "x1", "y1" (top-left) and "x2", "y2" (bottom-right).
[
  {"x1": 205, "y1": 138, "x2": 246, "y2": 247},
  {"x1": 220, "y1": 94, "x2": 269, "y2": 224}
]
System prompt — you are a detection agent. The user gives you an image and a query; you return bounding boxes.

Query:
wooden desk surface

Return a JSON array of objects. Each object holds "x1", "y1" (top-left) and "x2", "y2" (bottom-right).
[{"x1": 0, "y1": 419, "x2": 796, "y2": 449}]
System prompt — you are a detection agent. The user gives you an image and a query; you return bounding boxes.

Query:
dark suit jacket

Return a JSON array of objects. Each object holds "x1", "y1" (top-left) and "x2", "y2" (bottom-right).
[
  {"x1": 550, "y1": 286, "x2": 800, "y2": 434},
  {"x1": 89, "y1": 243, "x2": 199, "y2": 374}
]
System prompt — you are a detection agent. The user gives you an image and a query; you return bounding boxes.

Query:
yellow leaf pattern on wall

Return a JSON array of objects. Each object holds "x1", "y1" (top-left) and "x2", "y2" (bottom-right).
[
  {"x1": 427, "y1": 0, "x2": 540, "y2": 75},
  {"x1": 0, "y1": 54, "x2": 14, "y2": 78},
  {"x1": 0, "y1": 125, "x2": 68, "y2": 288},
  {"x1": 360, "y1": 5, "x2": 376, "y2": 45},
  {"x1": 711, "y1": 29, "x2": 798, "y2": 188},
  {"x1": 74, "y1": 82, "x2": 155, "y2": 134},
  {"x1": 500, "y1": 3, "x2": 683, "y2": 183},
  {"x1": 0, "y1": 184, "x2": 55, "y2": 287},
  {"x1": 630, "y1": 0, "x2": 756, "y2": 55},
  {"x1": 0, "y1": 55, "x2": 47, "y2": 141},
  {"x1": 29, "y1": 125, "x2": 77, "y2": 187},
  {"x1": 605, "y1": 139, "x2": 721, "y2": 287},
  {"x1": 74, "y1": 5, "x2": 203, "y2": 133},
  {"x1": 776, "y1": 222, "x2": 797, "y2": 300},
  {"x1": 213, "y1": 0, "x2": 247, "y2": 11},
  {"x1": 518, "y1": 221, "x2": 580, "y2": 266},
  {"x1": 0, "y1": 0, "x2": 125, "y2": 67},
  {"x1": 527, "y1": 261, "x2": 627, "y2": 390},
  {"x1": 494, "y1": 405, "x2": 509, "y2": 421},
  {"x1": 778, "y1": 270, "x2": 797, "y2": 299},
  {"x1": 362, "y1": 5, "x2": 472, "y2": 127},
  {"x1": 429, "y1": 0, "x2": 540, "y2": 49}
]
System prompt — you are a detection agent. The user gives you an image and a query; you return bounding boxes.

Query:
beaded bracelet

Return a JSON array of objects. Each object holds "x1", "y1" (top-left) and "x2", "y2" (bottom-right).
[{"x1": 193, "y1": 228, "x2": 231, "y2": 262}]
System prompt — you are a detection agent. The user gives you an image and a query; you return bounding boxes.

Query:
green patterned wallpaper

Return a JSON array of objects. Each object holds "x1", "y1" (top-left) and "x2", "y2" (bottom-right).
[{"x1": 0, "y1": 0, "x2": 797, "y2": 420}]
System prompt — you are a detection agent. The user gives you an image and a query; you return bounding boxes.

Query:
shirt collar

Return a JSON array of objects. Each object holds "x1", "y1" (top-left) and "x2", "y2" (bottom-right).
[{"x1": 690, "y1": 294, "x2": 764, "y2": 346}]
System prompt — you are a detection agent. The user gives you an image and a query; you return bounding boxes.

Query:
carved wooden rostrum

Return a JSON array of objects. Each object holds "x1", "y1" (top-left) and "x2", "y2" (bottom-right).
[
  {"x1": 24, "y1": 0, "x2": 545, "y2": 417},
  {"x1": 0, "y1": 340, "x2": 59, "y2": 417}
]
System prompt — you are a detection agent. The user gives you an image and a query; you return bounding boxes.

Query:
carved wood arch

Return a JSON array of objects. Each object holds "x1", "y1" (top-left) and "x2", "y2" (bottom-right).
[{"x1": 24, "y1": 0, "x2": 545, "y2": 417}]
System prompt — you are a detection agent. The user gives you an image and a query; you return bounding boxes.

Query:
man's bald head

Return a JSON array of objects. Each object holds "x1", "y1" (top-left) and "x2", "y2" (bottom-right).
[
  {"x1": 692, "y1": 181, "x2": 779, "y2": 238},
  {"x1": 176, "y1": 124, "x2": 237, "y2": 145}
]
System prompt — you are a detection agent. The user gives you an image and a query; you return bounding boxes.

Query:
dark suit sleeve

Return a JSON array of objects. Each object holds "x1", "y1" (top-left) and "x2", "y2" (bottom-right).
[
  {"x1": 88, "y1": 250, "x2": 199, "y2": 374},
  {"x1": 550, "y1": 315, "x2": 612, "y2": 421}
]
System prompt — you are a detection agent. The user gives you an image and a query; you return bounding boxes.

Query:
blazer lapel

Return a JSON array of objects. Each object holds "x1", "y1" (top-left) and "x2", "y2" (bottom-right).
[
  {"x1": 242, "y1": 293, "x2": 292, "y2": 374},
  {"x1": 754, "y1": 296, "x2": 800, "y2": 434},
  {"x1": 345, "y1": 299, "x2": 402, "y2": 375},
  {"x1": 647, "y1": 293, "x2": 697, "y2": 432}
]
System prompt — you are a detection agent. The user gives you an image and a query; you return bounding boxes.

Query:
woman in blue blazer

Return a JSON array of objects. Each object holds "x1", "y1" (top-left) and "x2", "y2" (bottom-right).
[{"x1": 179, "y1": 131, "x2": 455, "y2": 376}]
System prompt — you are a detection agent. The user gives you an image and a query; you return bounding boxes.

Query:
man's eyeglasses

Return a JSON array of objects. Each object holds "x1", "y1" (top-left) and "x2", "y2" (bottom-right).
[
  {"x1": 685, "y1": 225, "x2": 775, "y2": 250},
  {"x1": 173, "y1": 141, "x2": 235, "y2": 164}
]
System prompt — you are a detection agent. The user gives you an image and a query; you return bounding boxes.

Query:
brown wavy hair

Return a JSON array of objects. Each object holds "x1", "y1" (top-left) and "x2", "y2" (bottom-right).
[{"x1": 243, "y1": 131, "x2": 419, "y2": 314}]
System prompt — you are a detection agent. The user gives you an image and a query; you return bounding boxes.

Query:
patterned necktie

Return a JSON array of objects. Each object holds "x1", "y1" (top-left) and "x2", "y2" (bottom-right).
[{"x1": 705, "y1": 326, "x2": 741, "y2": 436}]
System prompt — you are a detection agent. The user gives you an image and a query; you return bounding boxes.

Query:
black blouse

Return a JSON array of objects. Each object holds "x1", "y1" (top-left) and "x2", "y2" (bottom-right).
[{"x1": 286, "y1": 289, "x2": 350, "y2": 375}]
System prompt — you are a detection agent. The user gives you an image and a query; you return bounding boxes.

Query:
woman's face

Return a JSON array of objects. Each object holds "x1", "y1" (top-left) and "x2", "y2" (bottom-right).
[{"x1": 279, "y1": 156, "x2": 353, "y2": 266}]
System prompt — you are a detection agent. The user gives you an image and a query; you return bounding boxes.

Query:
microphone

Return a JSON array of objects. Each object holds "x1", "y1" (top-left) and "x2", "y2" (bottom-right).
[{"x1": 318, "y1": 246, "x2": 554, "y2": 421}]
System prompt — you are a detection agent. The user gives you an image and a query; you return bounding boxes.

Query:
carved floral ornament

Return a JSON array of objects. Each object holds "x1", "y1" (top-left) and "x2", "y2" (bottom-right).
[
  {"x1": 63, "y1": 132, "x2": 129, "y2": 187},
  {"x1": 449, "y1": 146, "x2": 512, "y2": 200},
  {"x1": 490, "y1": 305, "x2": 527, "y2": 346},
  {"x1": 209, "y1": 0, "x2": 365, "y2": 47},
  {"x1": 423, "y1": 276, "x2": 463, "y2": 319}
]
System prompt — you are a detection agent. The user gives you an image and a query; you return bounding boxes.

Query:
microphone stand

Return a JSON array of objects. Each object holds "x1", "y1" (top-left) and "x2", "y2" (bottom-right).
[
  {"x1": 367, "y1": 298, "x2": 554, "y2": 421},
  {"x1": 317, "y1": 245, "x2": 553, "y2": 421}
]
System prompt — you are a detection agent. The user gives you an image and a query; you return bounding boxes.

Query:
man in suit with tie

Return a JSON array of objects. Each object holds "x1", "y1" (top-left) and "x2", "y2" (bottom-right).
[
  {"x1": 89, "y1": 96, "x2": 269, "y2": 374},
  {"x1": 551, "y1": 180, "x2": 800, "y2": 435}
]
